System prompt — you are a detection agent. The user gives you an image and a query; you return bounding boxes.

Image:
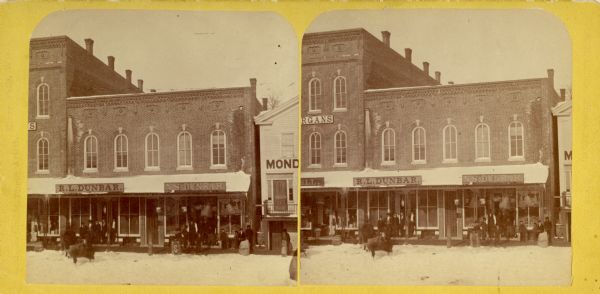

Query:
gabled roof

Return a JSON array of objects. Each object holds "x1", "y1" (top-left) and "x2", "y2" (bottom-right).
[
  {"x1": 552, "y1": 99, "x2": 572, "y2": 116},
  {"x1": 254, "y1": 96, "x2": 298, "y2": 125}
]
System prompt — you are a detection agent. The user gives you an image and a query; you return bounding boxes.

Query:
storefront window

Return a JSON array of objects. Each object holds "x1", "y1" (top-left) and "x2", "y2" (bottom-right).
[
  {"x1": 119, "y1": 197, "x2": 140, "y2": 236},
  {"x1": 417, "y1": 190, "x2": 438, "y2": 228},
  {"x1": 518, "y1": 191, "x2": 540, "y2": 228},
  {"x1": 220, "y1": 199, "x2": 242, "y2": 235},
  {"x1": 165, "y1": 197, "x2": 179, "y2": 235},
  {"x1": 369, "y1": 191, "x2": 389, "y2": 227},
  {"x1": 347, "y1": 191, "x2": 358, "y2": 228},
  {"x1": 71, "y1": 198, "x2": 91, "y2": 234}
]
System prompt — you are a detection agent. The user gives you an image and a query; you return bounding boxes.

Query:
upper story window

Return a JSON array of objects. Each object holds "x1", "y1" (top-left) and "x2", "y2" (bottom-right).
[
  {"x1": 84, "y1": 135, "x2": 98, "y2": 172},
  {"x1": 211, "y1": 130, "x2": 226, "y2": 167},
  {"x1": 412, "y1": 126, "x2": 426, "y2": 164},
  {"x1": 381, "y1": 128, "x2": 395, "y2": 164},
  {"x1": 145, "y1": 132, "x2": 160, "y2": 171},
  {"x1": 37, "y1": 83, "x2": 49, "y2": 118},
  {"x1": 308, "y1": 78, "x2": 321, "y2": 112},
  {"x1": 475, "y1": 123, "x2": 491, "y2": 161},
  {"x1": 281, "y1": 132, "x2": 295, "y2": 158},
  {"x1": 334, "y1": 130, "x2": 347, "y2": 166},
  {"x1": 309, "y1": 132, "x2": 321, "y2": 166},
  {"x1": 509, "y1": 121, "x2": 524, "y2": 160},
  {"x1": 114, "y1": 134, "x2": 128, "y2": 171},
  {"x1": 333, "y1": 76, "x2": 347, "y2": 110},
  {"x1": 177, "y1": 131, "x2": 193, "y2": 169},
  {"x1": 37, "y1": 137, "x2": 49, "y2": 173},
  {"x1": 443, "y1": 124, "x2": 458, "y2": 163}
]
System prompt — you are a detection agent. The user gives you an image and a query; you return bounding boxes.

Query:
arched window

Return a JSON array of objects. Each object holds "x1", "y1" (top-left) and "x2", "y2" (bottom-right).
[
  {"x1": 443, "y1": 125, "x2": 458, "y2": 162},
  {"x1": 37, "y1": 138, "x2": 49, "y2": 172},
  {"x1": 145, "y1": 132, "x2": 160, "y2": 170},
  {"x1": 114, "y1": 134, "x2": 128, "y2": 170},
  {"x1": 412, "y1": 127, "x2": 426, "y2": 163},
  {"x1": 333, "y1": 76, "x2": 347, "y2": 109},
  {"x1": 84, "y1": 135, "x2": 98, "y2": 171},
  {"x1": 308, "y1": 78, "x2": 321, "y2": 112},
  {"x1": 211, "y1": 130, "x2": 226, "y2": 166},
  {"x1": 309, "y1": 132, "x2": 321, "y2": 166},
  {"x1": 177, "y1": 131, "x2": 192, "y2": 169},
  {"x1": 381, "y1": 128, "x2": 395, "y2": 164},
  {"x1": 334, "y1": 131, "x2": 347, "y2": 165},
  {"x1": 509, "y1": 121, "x2": 524, "y2": 159},
  {"x1": 37, "y1": 83, "x2": 49, "y2": 117},
  {"x1": 475, "y1": 123, "x2": 491, "y2": 161}
]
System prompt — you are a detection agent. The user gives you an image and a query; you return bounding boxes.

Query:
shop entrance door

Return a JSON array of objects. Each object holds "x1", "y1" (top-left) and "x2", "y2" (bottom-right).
[
  {"x1": 273, "y1": 180, "x2": 288, "y2": 212},
  {"x1": 270, "y1": 221, "x2": 283, "y2": 251},
  {"x1": 145, "y1": 198, "x2": 164, "y2": 247},
  {"x1": 444, "y1": 191, "x2": 462, "y2": 240}
]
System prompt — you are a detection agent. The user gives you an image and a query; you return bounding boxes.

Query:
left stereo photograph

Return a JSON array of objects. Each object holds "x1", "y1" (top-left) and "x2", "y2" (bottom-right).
[{"x1": 26, "y1": 10, "x2": 299, "y2": 285}]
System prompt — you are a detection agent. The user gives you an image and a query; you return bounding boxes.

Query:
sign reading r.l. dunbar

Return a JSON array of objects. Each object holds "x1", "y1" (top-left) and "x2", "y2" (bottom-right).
[
  {"x1": 165, "y1": 182, "x2": 226, "y2": 192},
  {"x1": 56, "y1": 183, "x2": 124, "y2": 194},
  {"x1": 353, "y1": 176, "x2": 422, "y2": 187}
]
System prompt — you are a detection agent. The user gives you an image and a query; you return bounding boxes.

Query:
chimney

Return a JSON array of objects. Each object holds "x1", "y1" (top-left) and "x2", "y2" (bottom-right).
[
  {"x1": 250, "y1": 78, "x2": 257, "y2": 99},
  {"x1": 84, "y1": 38, "x2": 94, "y2": 55},
  {"x1": 423, "y1": 62, "x2": 430, "y2": 75},
  {"x1": 125, "y1": 70, "x2": 132, "y2": 83},
  {"x1": 381, "y1": 31, "x2": 391, "y2": 47},
  {"x1": 262, "y1": 98, "x2": 269, "y2": 111},
  {"x1": 107, "y1": 56, "x2": 115, "y2": 70},
  {"x1": 404, "y1": 48, "x2": 412, "y2": 63},
  {"x1": 137, "y1": 79, "x2": 144, "y2": 92},
  {"x1": 560, "y1": 88, "x2": 565, "y2": 101},
  {"x1": 435, "y1": 71, "x2": 441, "y2": 83},
  {"x1": 547, "y1": 68, "x2": 554, "y2": 89}
]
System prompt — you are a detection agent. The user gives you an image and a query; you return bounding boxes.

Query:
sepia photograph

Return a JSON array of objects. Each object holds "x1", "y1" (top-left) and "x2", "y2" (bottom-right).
[
  {"x1": 25, "y1": 10, "x2": 299, "y2": 285},
  {"x1": 299, "y1": 9, "x2": 572, "y2": 285}
]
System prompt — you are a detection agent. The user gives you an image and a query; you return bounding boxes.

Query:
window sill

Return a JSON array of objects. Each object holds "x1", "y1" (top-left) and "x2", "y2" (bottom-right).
[
  {"x1": 113, "y1": 167, "x2": 129, "y2": 173},
  {"x1": 411, "y1": 160, "x2": 426, "y2": 165},
  {"x1": 83, "y1": 168, "x2": 98, "y2": 174},
  {"x1": 442, "y1": 159, "x2": 458, "y2": 164},
  {"x1": 144, "y1": 167, "x2": 161, "y2": 172},
  {"x1": 475, "y1": 158, "x2": 491, "y2": 163},
  {"x1": 508, "y1": 156, "x2": 525, "y2": 162},
  {"x1": 176, "y1": 166, "x2": 193, "y2": 171},
  {"x1": 307, "y1": 164, "x2": 322, "y2": 169},
  {"x1": 333, "y1": 163, "x2": 347, "y2": 168},
  {"x1": 210, "y1": 165, "x2": 227, "y2": 170},
  {"x1": 307, "y1": 110, "x2": 322, "y2": 115},
  {"x1": 36, "y1": 115, "x2": 50, "y2": 120},
  {"x1": 35, "y1": 170, "x2": 50, "y2": 175},
  {"x1": 333, "y1": 108, "x2": 347, "y2": 113},
  {"x1": 381, "y1": 161, "x2": 396, "y2": 166}
]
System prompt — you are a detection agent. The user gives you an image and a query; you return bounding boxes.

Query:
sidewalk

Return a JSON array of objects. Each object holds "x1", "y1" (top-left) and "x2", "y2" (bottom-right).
[{"x1": 306, "y1": 235, "x2": 571, "y2": 247}]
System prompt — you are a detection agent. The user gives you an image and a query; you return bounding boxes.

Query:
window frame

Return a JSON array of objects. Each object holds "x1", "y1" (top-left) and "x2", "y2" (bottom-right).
[
  {"x1": 113, "y1": 134, "x2": 129, "y2": 172},
  {"x1": 381, "y1": 128, "x2": 396, "y2": 165},
  {"x1": 416, "y1": 190, "x2": 438, "y2": 229},
  {"x1": 176, "y1": 131, "x2": 193, "y2": 170},
  {"x1": 83, "y1": 135, "x2": 99, "y2": 173},
  {"x1": 210, "y1": 129, "x2": 227, "y2": 168},
  {"x1": 308, "y1": 132, "x2": 322, "y2": 167},
  {"x1": 412, "y1": 126, "x2": 427, "y2": 164},
  {"x1": 333, "y1": 76, "x2": 347, "y2": 111},
  {"x1": 475, "y1": 123, "x2": 491, "y2": 162},
  {"x1": 144, "y1": 132, "x2": 160, "y2": 171},
  {"x1": 508, "y1": 121, "x2": 525, "y2": 161},
  {"x1": 442, "y1": 124, "x2": 458, "y2": 163},
  {"x1": 334, "y1": 130, "x2": 347, "y2": 167},
  {"x1": 280, "y1": 132, "x2": 295, "y2": 159},
  {"x1": 308, "y1": 78, "x2": 322, "y2": 113},
  {"x1": 36, "y1": 137, "x2": 49, "y2": 174},
  {"x1": 118, "y1": 197, "x2": 141, "y2": 237},
  {"x1": 36, "y1": 83, "x2": 50, "y2": 118}
]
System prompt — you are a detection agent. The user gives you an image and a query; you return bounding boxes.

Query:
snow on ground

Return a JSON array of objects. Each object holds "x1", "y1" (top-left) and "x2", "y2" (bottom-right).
[
  {"x1": 27, "y1": 250, "x2": 295, "y2": 286},
  {"x1": 301, "y1": 244, "x2": 571, "y2": 286}
]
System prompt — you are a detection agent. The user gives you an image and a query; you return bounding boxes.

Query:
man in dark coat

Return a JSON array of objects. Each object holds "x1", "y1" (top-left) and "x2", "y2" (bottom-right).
[
  {"x1": 245, "y1": 225, "x2": 254, "y2": 253},
  {"x1": 544, "y1": 217, "x2": 553, "y2": 245},
  {"x1": 399, "y1": 213, "x2": 406, "y2": 237},
  {"x1": 391, "y1": 214, "x2": 400, "y2": 237},
  {"x1": 377, "y1": 216, "x2": 386, "y2": 235},
  {"x1": 282, "y1": 228, "x2": 292, "y2": 255},
  {"x1": 219, "y1": 229, "x2": 229, "y2": 250}
]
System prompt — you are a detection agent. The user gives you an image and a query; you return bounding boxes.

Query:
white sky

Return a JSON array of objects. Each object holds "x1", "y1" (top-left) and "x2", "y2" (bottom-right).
[
  {"x1": 307, "y1": 9, "x2": 572, "y2": 93},
  {"x1": 32, "y1": 10, "x2": 299, "y2": 101}
]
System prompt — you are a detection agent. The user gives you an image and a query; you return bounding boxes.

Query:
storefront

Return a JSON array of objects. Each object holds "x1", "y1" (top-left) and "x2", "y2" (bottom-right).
[
  {"x1": 27, "y1": 172, "x2": 250, "y2": 247},
  {"x1": 301, "y1": 163, "x2": 548, "y2": 240}
]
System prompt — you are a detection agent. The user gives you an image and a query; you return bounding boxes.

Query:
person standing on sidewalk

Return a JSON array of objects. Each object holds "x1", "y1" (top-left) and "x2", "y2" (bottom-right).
[
  {"x1": 245, "y1": 225, "x2": 254, "y2": 254},
  {"x1": 544, "y1": 217, "x2": 553, "y2": 245}
]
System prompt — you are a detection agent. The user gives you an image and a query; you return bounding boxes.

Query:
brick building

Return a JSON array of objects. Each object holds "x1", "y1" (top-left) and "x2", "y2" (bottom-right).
[
  {"x1": 300, "y1": 28, "x2": 561, "y2": 241},
  {"x1": 27, "y1": 35, "x2": 262, "y2": 248},
  {"x1": 552, "y1": 91, "x2": 572, "y2": 242},
  {"x1": 255, "y1": 96, "x2": 298, "y2": 252}
]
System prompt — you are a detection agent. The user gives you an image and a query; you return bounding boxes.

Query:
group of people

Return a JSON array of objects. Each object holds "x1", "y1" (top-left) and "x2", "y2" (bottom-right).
[
  {"x1": 359, "y1": 212, "x2": 416, "y2": 244},
  {"x1": 471, "y1": 213, "x2": 554, "y2": 245},
  {"x1": 175, "y1": 223, "x2": 255, "y2": 254}
]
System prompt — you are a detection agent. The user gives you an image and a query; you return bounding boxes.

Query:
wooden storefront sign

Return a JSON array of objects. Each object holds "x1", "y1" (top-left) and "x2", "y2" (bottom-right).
[
  {"x1": 300, "y1": 177, "x2": 325, "y2": 187},
  {"x1": 56, "y1": 183, "x2": 124, "y2": 194},
  {"x1": 353, "y1": 176, "x2": 422, "y2": 187},
  {"x1": 462, "y1": 174, "x2": 525, "y2": 185},
  {"x1": 164, "y1": 182, "x2": 226, "y2": 193}
]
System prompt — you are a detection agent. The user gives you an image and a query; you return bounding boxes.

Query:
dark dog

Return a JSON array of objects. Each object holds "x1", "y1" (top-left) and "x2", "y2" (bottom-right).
[
  {"x1": 366, "y1": 236, "x2": 393, "y2": 258},
  {"x1": 67, "y1": 243, "x2": 95, "y2": 264}
]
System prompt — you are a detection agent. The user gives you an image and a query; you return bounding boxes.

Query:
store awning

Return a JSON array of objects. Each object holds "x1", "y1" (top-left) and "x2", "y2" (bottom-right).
[
  {"x1": 301, "y1": 163, "x2": 548, "y2": 189},
  {"x1": 28, "y1": 171, "x2": 251, "y2": 195}
]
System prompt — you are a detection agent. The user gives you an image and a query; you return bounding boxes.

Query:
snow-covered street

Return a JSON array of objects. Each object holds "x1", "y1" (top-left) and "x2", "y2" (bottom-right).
[
  {"x1": 300, "y1": 244, "x2": 571, "y2": 285},
  {"x1": 27, "y1": 250, "x2": 295, "y2": 285}
]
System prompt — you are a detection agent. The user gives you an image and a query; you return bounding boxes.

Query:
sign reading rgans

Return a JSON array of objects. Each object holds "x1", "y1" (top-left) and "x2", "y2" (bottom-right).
[
  {"x1": 462, "y1": 174, "x2": 524, "y2": 185},
  {"x1": 165, "y1": 182, "x2": 226, "y2": 193},
  {"x1": 302, "y1": 114, "x2": 334, "y2": 125},
  {"x1": 56, "y1": 183, "x2": 124, "y2": 194},
  {"x1": 353, "y1": 176, "x2": 422, "y2": 186}
]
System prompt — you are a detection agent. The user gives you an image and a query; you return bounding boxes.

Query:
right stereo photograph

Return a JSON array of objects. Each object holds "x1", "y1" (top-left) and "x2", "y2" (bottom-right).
[{"x1": 299, "y1": 9, "x2": 572, "y2": 286}]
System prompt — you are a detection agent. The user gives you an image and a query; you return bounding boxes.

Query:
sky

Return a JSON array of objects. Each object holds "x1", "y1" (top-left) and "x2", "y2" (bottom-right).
[
  {"x1": 307, "y1": 9, "x2": 572, "y2": 93},
  {"x1": 32, "y1": 10, "x2": 299, "y2": 101}
]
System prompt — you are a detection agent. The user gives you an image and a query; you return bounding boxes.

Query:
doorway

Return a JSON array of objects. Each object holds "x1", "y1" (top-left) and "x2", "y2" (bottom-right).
[
  {"x1": 444, "y1": 191, "x2": 462, "y2": 240},
  {"x1": 145, "y1": 198, "x2": 164, "y2": 247}
]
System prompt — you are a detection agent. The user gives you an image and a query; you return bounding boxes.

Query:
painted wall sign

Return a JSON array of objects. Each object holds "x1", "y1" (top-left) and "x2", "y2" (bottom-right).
[
  {"x1": 165, "y1": 182, "x2": 226, "y2": 193},
  {"x1": 462, "y1": 174, "x2": 525, "y2": 185},
  {"x1": 266, "y1": 159, "x2": 299, "y2": 169},
  {"x1": 353, "y1": 176, "x2": 422, "y2": 186},
  {"x1": 302, "y1": 114, "x2": 334, "y2": 125},
  {"x1": 564, "y1": 150, "x2": 572, "y2": 162},
  {"x1": 56, "y1": 183, "x2": 124, "y2": 194},
  {"x1": 301, "y1": 177, "x2": 325, "y2": 187},
  {"x1": 28, "y1": 122, "x2": 37, "y2": 131}
]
